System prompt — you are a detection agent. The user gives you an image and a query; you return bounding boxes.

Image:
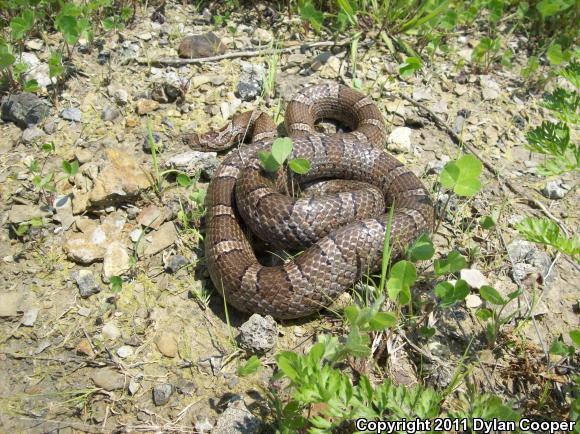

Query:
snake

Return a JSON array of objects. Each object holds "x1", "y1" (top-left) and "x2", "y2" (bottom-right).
[{"x1": 183, "y1": 83, "x2": 434, "y2": 320}]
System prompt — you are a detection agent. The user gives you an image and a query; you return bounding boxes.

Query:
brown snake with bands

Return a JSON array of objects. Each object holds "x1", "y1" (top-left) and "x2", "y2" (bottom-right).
[{"x1": 184, "y1": 83, "x2": 434, "y2": 319}]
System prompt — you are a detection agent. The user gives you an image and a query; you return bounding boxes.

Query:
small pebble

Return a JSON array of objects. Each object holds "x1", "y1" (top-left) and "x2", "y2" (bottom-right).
[
  {"x1": 153, "y1": 383, "x2": 173, "y2": 406},
  {"x1": 117, "y1": 345, "x2": 134, "y2": 358},
  {"x1": 21, "y1": 307, "x2": 40, "y2": 326},
  {"x1": 60, "y1": 107, "x2": 82, "y2": 122},
  {"x1": 165, "y1": 255, "x2": 188, "y2": 273}
]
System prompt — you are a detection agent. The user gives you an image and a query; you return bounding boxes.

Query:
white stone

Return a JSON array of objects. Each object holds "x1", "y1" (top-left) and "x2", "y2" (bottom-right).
[
  {"x1": 117, "y1": 345, "x2": 134, "y2": 358},
  {"x1": 387, "y1": 127, "x2": 413, "y2": 153},
  {"x1": 102, "y1": 322, "x2": 121, "y2": 340},
  {"x1": 460, "y1": 269, "x2": 488, "y2": 289}
]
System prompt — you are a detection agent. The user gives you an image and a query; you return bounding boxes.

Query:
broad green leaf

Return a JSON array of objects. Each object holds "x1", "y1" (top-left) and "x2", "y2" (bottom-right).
[
  {"x1": 434, "y1": 251, "x2": 466, "y2": 275},
  {"x1": 440, "y1": 155, "x2": 483, "y2": 197},
  {"x1": 237, "y1": 355, "x2": 262, "y2": 377},
  {"x1": 10, "y1": 10, "x2": 34, "y2": 40},
  {"x1": 549, "y1": 340, "x2": 572, "y2": 356},
  {"x1": 0, "y1": 49, "x2": 16, "y2": 69},
  {"x1": 177, "y1": 173, "x2": 193, "y2": 187},
  {"x1": 343, "y1": 305, "x2": 359, "y2": 325},
  {"x1": 62, "y1": 160, "x2": 79, "y2": 176},
  {"x1": 536, "y1": 0, "x2": 573, "y2": 18},
  {"x1": 435, "y1": 279, "x2": 469, "y2": 308},
  {"x1": 48, "y1": 51, "x2": 64, "y2": 78},
  {"x1": 258, "y1": 150, "x2": 280, "y2": 173},
  {"x1": 476, "y1": 307, "x2": 492, "y2": 321},
  {"x1": 288, "y1": 158, "x2": 310, "y2": 174},
  {"x1": 408, "y1": 233, "x2": 434, "y2": 261},
  {"x1": 368, "y1": 312, "x2": 397, "y2": 331},
  {"x1": 399, "y1": 57, "x2": 422, "y2": 78},
  {"x1": 24, "y1": 79, "x2": 39, "y2": 93},
  {"x1": 276, "y1": 352, "x2": 299, "y2": 382},
  {"x1": 271, "y1": 137, "x2": 293, "y2": 165},
  {"x1": 387, "y1": 260, "x2": 416, "y2": 304},
  {"x1": 479, "y1": 285, "x2": 505, "y2": 305},
  {"x1": 570, "y1": 330, "x2": 580, "y2": 347},
  {"x1": 516, "y1": 217, "x2": 580, "y2": 258},
  {"x1": 418, "y1": 326, "x2": 436, "y2": 338},
  {"x1": 546, "y1": 43, "x2": 570, "y2": 66},
  {"x1": 480, "y1": 215, "x2": 496, "y2": 230},
  {"x1": 298, "y1": 0, "x2": 324, "y2": 32}
]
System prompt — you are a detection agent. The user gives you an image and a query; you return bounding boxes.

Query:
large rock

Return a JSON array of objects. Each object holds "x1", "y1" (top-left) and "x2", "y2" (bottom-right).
[
  {"x1": 7, "y1": 204, "x2": 51, "y2": 224},
  {"x1": 237, "y1": 314, "x2": 277, "y2": 354},
  {"x1": 178, "y1": 32, "x2": 226, "y2": 58},
  {"x1": 103, "y1": 241, "x2": 131, "y2": 279},
  {"x1": 1, "y1": 93, "x2": 51, "y2": 128},
  {"x1": 213, "y1": 397, "x2": 261, "y2": 434},
  {"x1": 63, "y1": 213, "x2": 126, "y2": 264},
  {"x1": 143, "y1": 222, "x2": 178, "y2": 256},
  {"x1": 88, "y1": 149, "x2": 152, "y2": 207}
]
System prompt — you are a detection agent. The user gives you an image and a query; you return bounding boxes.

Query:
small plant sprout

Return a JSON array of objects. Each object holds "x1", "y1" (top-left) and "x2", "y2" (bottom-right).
[
  {"x1": 237, "y1": 355, "x2": 262, "y2": 377},
  {"x1": 259, "y1": 137, "x2": 311, "y2": 175},
  {"x1": 109, "y1": 276, "x2": 123, "y2": 293},
  {"x1": 476, "y1": 285, "x2": 522, "y2": 347}
]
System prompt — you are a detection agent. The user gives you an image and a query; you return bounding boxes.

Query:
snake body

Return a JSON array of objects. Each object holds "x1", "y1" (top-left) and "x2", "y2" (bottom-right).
[{"x1": 186, "y1": 83, "x2": 434, "y2": 319}]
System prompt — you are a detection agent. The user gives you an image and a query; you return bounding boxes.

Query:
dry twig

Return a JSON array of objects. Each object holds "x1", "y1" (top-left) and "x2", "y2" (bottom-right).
[{"x1": 139, "y1": 39, "x2": 364, "y2": 66}]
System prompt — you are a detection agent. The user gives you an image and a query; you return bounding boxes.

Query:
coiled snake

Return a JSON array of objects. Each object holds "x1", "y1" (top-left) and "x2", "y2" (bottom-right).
[{"x1": 184, "y1": 83, "x2": 434, "y2": 319}]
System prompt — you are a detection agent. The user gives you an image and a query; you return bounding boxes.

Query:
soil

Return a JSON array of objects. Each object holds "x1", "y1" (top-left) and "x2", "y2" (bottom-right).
[{"x1": 0, "y1": 2, "x2": 578, "y2": 433}]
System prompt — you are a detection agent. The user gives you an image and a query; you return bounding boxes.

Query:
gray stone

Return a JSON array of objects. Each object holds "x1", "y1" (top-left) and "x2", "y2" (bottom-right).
[
  {"x1": 453, "y1": 115, "x2": 466, "y2": 134},
  {"x1": 107, "y1": 86, "x2": 129, "y2": 105},
  {"x1": 195, "y1": 417, "x2": 214, "y2": 433},
  {"x1": 1, "y1": 93, "x2": 51, "y2": 128},
  {"x1": 251, "y1": 28, "x2": 273, "y2": 44},
  {"x1": 178, "y1": 32, "x2": 226, "y2": 58},
  {"x1": 116, "y1": 345, "x2": 134, "y2": 358},
  {"x1": 21, "y1": 126, "x2": 45, "y2": 144},
  {"x1": 21, "y1": 307, "x2": 40, "y2": 326},
  {"x1": 480, "y1": 76, "x2": 501, "y2": 100},
  {"x1": 43, "y1": 117, "x2": 57, "y2": 134},
  {"x1": 102, "y1": 104, "x2": 121, "y2": 121},
  {"x1": 153, "y1": 383, "x2": 173, "y2": 406},
  {"x1": 142, "y1": 132, "x2": 164, "y2": 153},
  {"x1": 311, "y1": 51, "x2": 332, "y2": 71},
  {"x1": 143, "y1": 222, "x2": 178, "y2": 256},
  {"x1": 541, "y1": 180, "x2": 568, "y2": 200},
  {"x1": 7, "y1": 204, "x2": 51, "y2": 224},
  {"x1": 73, "y1": 269, "x2": 101, "y2": 298},
  {"x1": 165, "y1": 150, "x2": 220, "y2": 179},
  {"x1": 165, "y1": 255, "x2": 188, "y2": 273},
  {"x1": 0, "y1": 291, "x2": 24, "y2": 318},
  {"x1": 213, "y1": 397, "x2": 261, "y2": 434},
  {"x1": 22, "y1": 53, "x2": 52, "y2": 88},
  {"x1": 91, "y1": 368, "x2": 125, "y2": 391},
  {"x1": 102, "y1": 322, "x2": 121, "y2": 341},
  {"x1": 237, "y1": 313, "x2": 277, "y2": 354},
  {"x1": 236, "y1": 81, "x2": 261, "y2": 102},
  {"x1": 198, "y1": 355, "x2": 223, "y2": 376},
  {"x1": 507, "y1": 240, "x2": 552, "y2": 283},
  {"x1": 60, "y1": 107, "x2": 82, "y2": 122},
  {"x1": 426, "y1": 156, "x2": 450, "y2": 175}
]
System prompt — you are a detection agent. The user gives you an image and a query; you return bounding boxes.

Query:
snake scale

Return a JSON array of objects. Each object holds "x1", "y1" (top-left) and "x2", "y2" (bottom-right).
[{"x1": 183, "y1": 83, "x2": 434, "y2": 319}]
